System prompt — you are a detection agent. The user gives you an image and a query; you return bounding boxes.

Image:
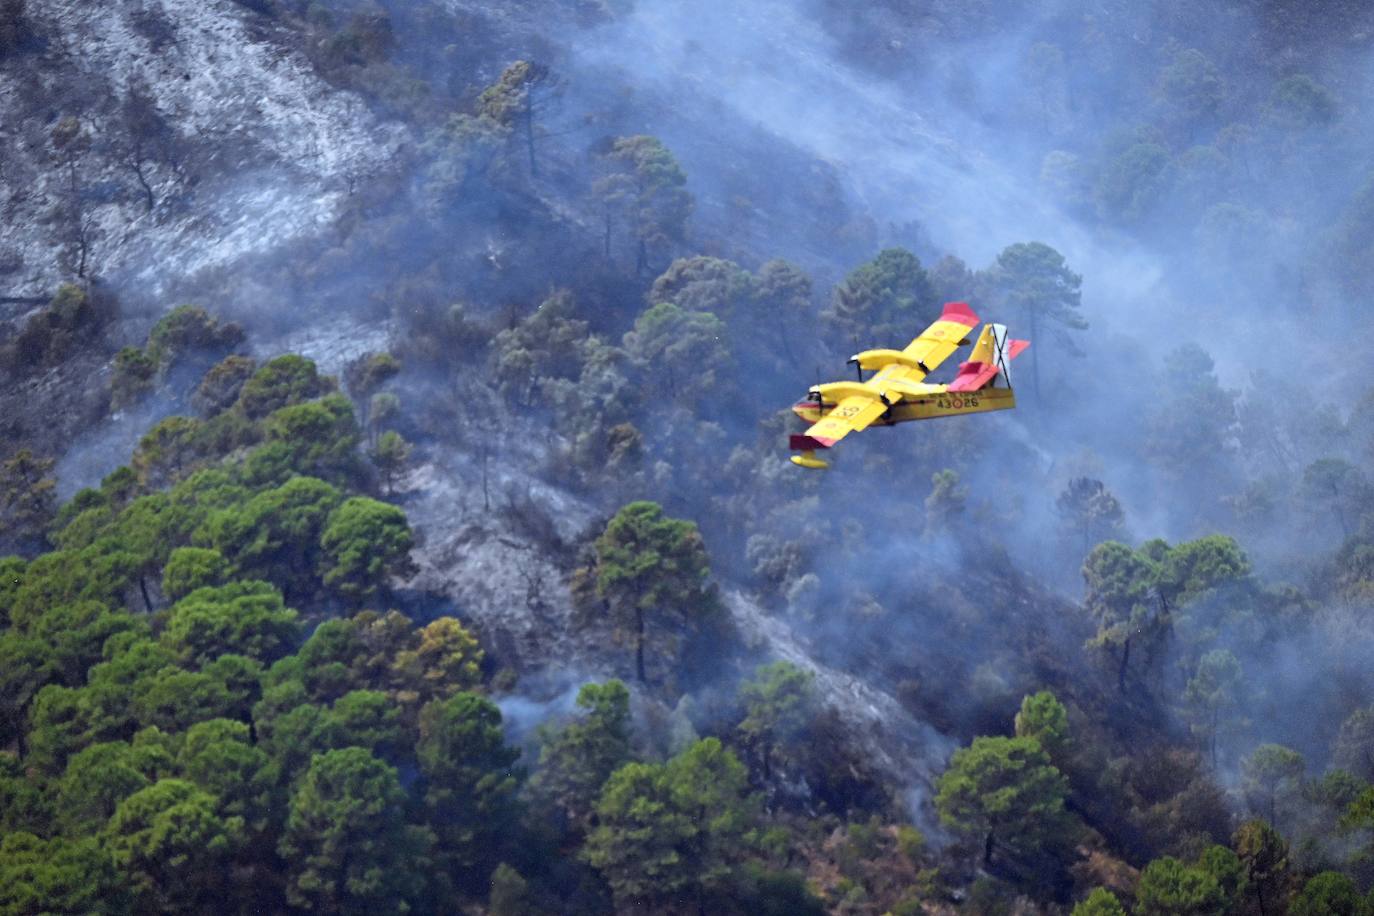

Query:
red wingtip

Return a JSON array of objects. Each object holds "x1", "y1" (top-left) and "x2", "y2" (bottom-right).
[
  {"x1": 1007, "y1": 339, "x2": 1030, "y2": 359},
  {"x1": 940, "y1": 301, "x2": 980, "y2": 327},
  {"x1": 790, "y1": 434, "x2": 834, "y2": 451}
]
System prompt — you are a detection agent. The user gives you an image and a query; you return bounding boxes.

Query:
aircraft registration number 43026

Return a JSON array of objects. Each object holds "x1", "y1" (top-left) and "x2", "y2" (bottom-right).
[{"x1": 936, "y1": 396, "x2": 979, "y2": 409}]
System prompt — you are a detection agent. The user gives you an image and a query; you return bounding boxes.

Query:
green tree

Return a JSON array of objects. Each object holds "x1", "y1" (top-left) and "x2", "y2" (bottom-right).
[
  {"x1": 924, "y1": 468, "x2": 967, "y2": 538},
  {"x1": 161, "y1": 546, "x2": 230, "y2": 602},
  {"x1": 88, "y1": 638, "x2": 175, "y2": 690},
  {"x1": 318, "y1": 496, "x2": 416, "y2": 601},
  {"x1": 1133, "y1": 856, "x2": 1226, "y2": 916},
  {"x1": 192, "y1": 354, "x2": 257, "y2": 417},
  {"x1": 1333, "y1": 536, "x2": 1374, "y2": 604},
  {"x1": 622, "y1": 302, "x2": 731, "y2": 404},
  {"x1": 131, "y1": 667, "x2": 234, "y2": 732},
  {"x1": 737, "y1": 660, "x2": 815, "y2": 782},
  {"x1": 54, "y1": 740, "x2": 153, "y2": 833},
  {"x1": 824, "y1": 247, "x2": 934, "y2": 348},
  {"x1": 1233, "y1": 819, "x2": 1290, "y2": 916},
  {"x1": 1301, "y1": 458, "x2": 1369, "y2": 540},
  {"x1": 751, "y1": 258, "x2": 814, "y2": 363},
  {"x1": 1197, "y1": 844, "x2": 1246, "y2": 913},
  {"x1": 27, "y1": 682, "x2": 136, "y2": 774},
  {"x1": 111, "y1": 345, "x2": 158, "y2": 408},
  {"x1": 1344, "y1": 785, "x2": 1374, "y2": 830},
  {"x1": 1287, "y1": 871, "x2": 1367, "y2": 916},
  {"x1": 343, "y1": 351, "x2": 401, "y2": 402},
  {"x1": 145, "y1": 304, "x2": 243, "y2": 369},
  {"x1": 160, "y1": 580, "x2": 300, "y2": 667},
  {"x1": 279, "y1": 747, "x2": 428, "y2": 914},
  {"x1": 0, "y1": 752, "x2": 50, "y2": 836},
  {"x1": 4, "y1": 283, "x2": 105, "y2": 369},
  {"x1": 1095, "y1": 142, "x2": 1172, "y2": 225},
  {"x1": 1024, "y1": 42, "x2": 1068, "y2": 126},
  {"x1": 1074, "y1": 888, "x2": 1128, "y2": 916},
  {"x1": 387, "y1": 616, "x2": 486, "y2": 720},
  {"x1": 1334, "y1": 170, "x2": 1374, "y2": 298},
  {"x1": 649, "y1": 256, "x2": 755, "y2": 322},
  {"x1": 476, "y1": 59, "x2": 555, "y2": 176},
  {"x1": 1156, "y1": 535, "x2": 1250, "y2": 605},
  {"x1": 1184, "y1": 649, "x2": 1244, "y2": 768},
  {"x1": 1268, "y1": 74, "x2": 1337, "y2": 130},
  {"x1": 132, "y1": 415, "x2": 208, "y2": 488},
  {"x1": 985, "y1": 241, "x2": 1085, "y2": 396},
  {"x1": 177, "y1": 718, "x2": 275, "y2": 833},
  {"x1": 27, "y1": 599, "x2": 137, "y2": 687},
  {"x1": 1082, "y1": 541, "x2": 1163, "y2": 691},
  {"x1": 7, "y1": 543, "x2": 139, "y2": 630},
  {"x1": 162, "y1": 579, "x2": 299, "y2": 667},
  {"x1": 235, "y1": 354, "x2": 330, "y2": 420},
  {"x1": 489, "y1": 862, "x2": 535, "y2": 916},
  {"x1": 0, "y1": 554, "x2": 25, "y2": 624},
  {"x1": 0, "y1": 832, "x2": 125, "y2": 916},
  {"x1": 531, "y1": 679, "x2": 633, "y2": 829},
  {"x1": 1056, "y1": 477, "x2": 1125, "y2": 555},
  {"x1": 199, "y1": 476, "x2": 341, "y2": 600},
  {"x1": 108, "y1": 778, "x2": 244, "y2": 913},
  {"x1": 1332, "y1": 707, "x2": 1374, "y2": 782},
  {"x1": 594, "y1": 135, "x2": 692, "y2": 274},
  {"x1": 1240, "y1": 744, "x2": 1304, "y2": 829},
  {"x1": 330, "y1": 690, "x2": 402, "y2": 758},
  {"x1": 0, "y1": 632, "x2": 54, "y2": 750},
  {"x1": 1014, "y1": 690, "x2": 1071, "y2": 764},
  {"x1": 0, "y1": 449, "x2": 57, "y2": 550},
  {"x1": 370, "y1": 430, "x2": 412, "y2": 495},
  {"x1": 584, "y1": 737, "x2": 758, "y2": 912},
  {"x1": 492, "y1": 289, "x2": 590, "y2": 405},
  {"x1": 592, "y1": 501, "x2": 718, "y2": 683},
  {"x1": 204, "y1": 653, "x2": 263, "y2": 722},
  {"x1": 935, "y1": 735, "x2": 1073, "y2": 868},
  {"x1": 261, "y1": 393, "x2": 361, "y2": 482},
  {"x1": 1146, "y1": 345, "x2": 1240, "y2": 498},
  {"x1": 1156, "y1": 49, "x2": 1225, "y2": 128},
  {"x1": 417, "y1": 692, "x2": 521, "y2": 889}
]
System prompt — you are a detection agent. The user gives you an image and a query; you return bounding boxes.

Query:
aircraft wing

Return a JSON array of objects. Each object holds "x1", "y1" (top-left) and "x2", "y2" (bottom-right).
[
  {"x1": 793, "y1": 394, "x2": 889, "y2": 449},
  {"x1": 900, "y1": 301, "x2": 981, "y2": 378}
]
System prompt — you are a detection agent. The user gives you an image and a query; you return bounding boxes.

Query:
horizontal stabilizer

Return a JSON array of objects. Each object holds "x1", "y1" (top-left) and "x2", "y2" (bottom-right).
[
  {"x1": 947, "y1": 330, "x2": 1030, "y2": 392},
  {"x1": 947, "y1": 361, "x2": 999, "y2": 392}
]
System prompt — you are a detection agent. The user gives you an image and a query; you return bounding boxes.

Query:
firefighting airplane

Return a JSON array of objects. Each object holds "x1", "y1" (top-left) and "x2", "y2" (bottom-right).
[{"x1": 789, "y1": 302, "x2": 1028, "y2": 469}]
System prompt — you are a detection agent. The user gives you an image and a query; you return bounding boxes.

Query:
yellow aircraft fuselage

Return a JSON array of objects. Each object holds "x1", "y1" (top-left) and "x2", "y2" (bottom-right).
[{"x1": 791, "y1": 386, "x2": 1017, "y2": 426}]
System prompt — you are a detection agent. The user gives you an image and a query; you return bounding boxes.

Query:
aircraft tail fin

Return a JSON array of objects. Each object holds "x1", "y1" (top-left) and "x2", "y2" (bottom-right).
[
  {"x1": 966, "y1": 323, "x2": 997, "y2": 365},
  {"x1": 948, "y1": 324, "x2": 1029, "y2": 392}
]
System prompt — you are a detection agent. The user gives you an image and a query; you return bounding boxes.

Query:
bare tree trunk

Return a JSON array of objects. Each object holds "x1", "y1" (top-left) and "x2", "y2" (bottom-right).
[
  {"x1": 132, "y1": 159, "x2": 155, "y2": 212},
  {"x1": 634, "y1": 605, "x2": 646, "y2": 683},
  {"x1": 1210, "y1": 707, "x2": 1219, "y2": 769},
  {"x1": 481, "y1": 446, "x2": 491, "y2": 511},
  {"x1": 523, "y1": 93, "x2": 537, "y2": 177},
  {"x1": 1117, "y1": 635, "x2": 1131, "y2": 693}
]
